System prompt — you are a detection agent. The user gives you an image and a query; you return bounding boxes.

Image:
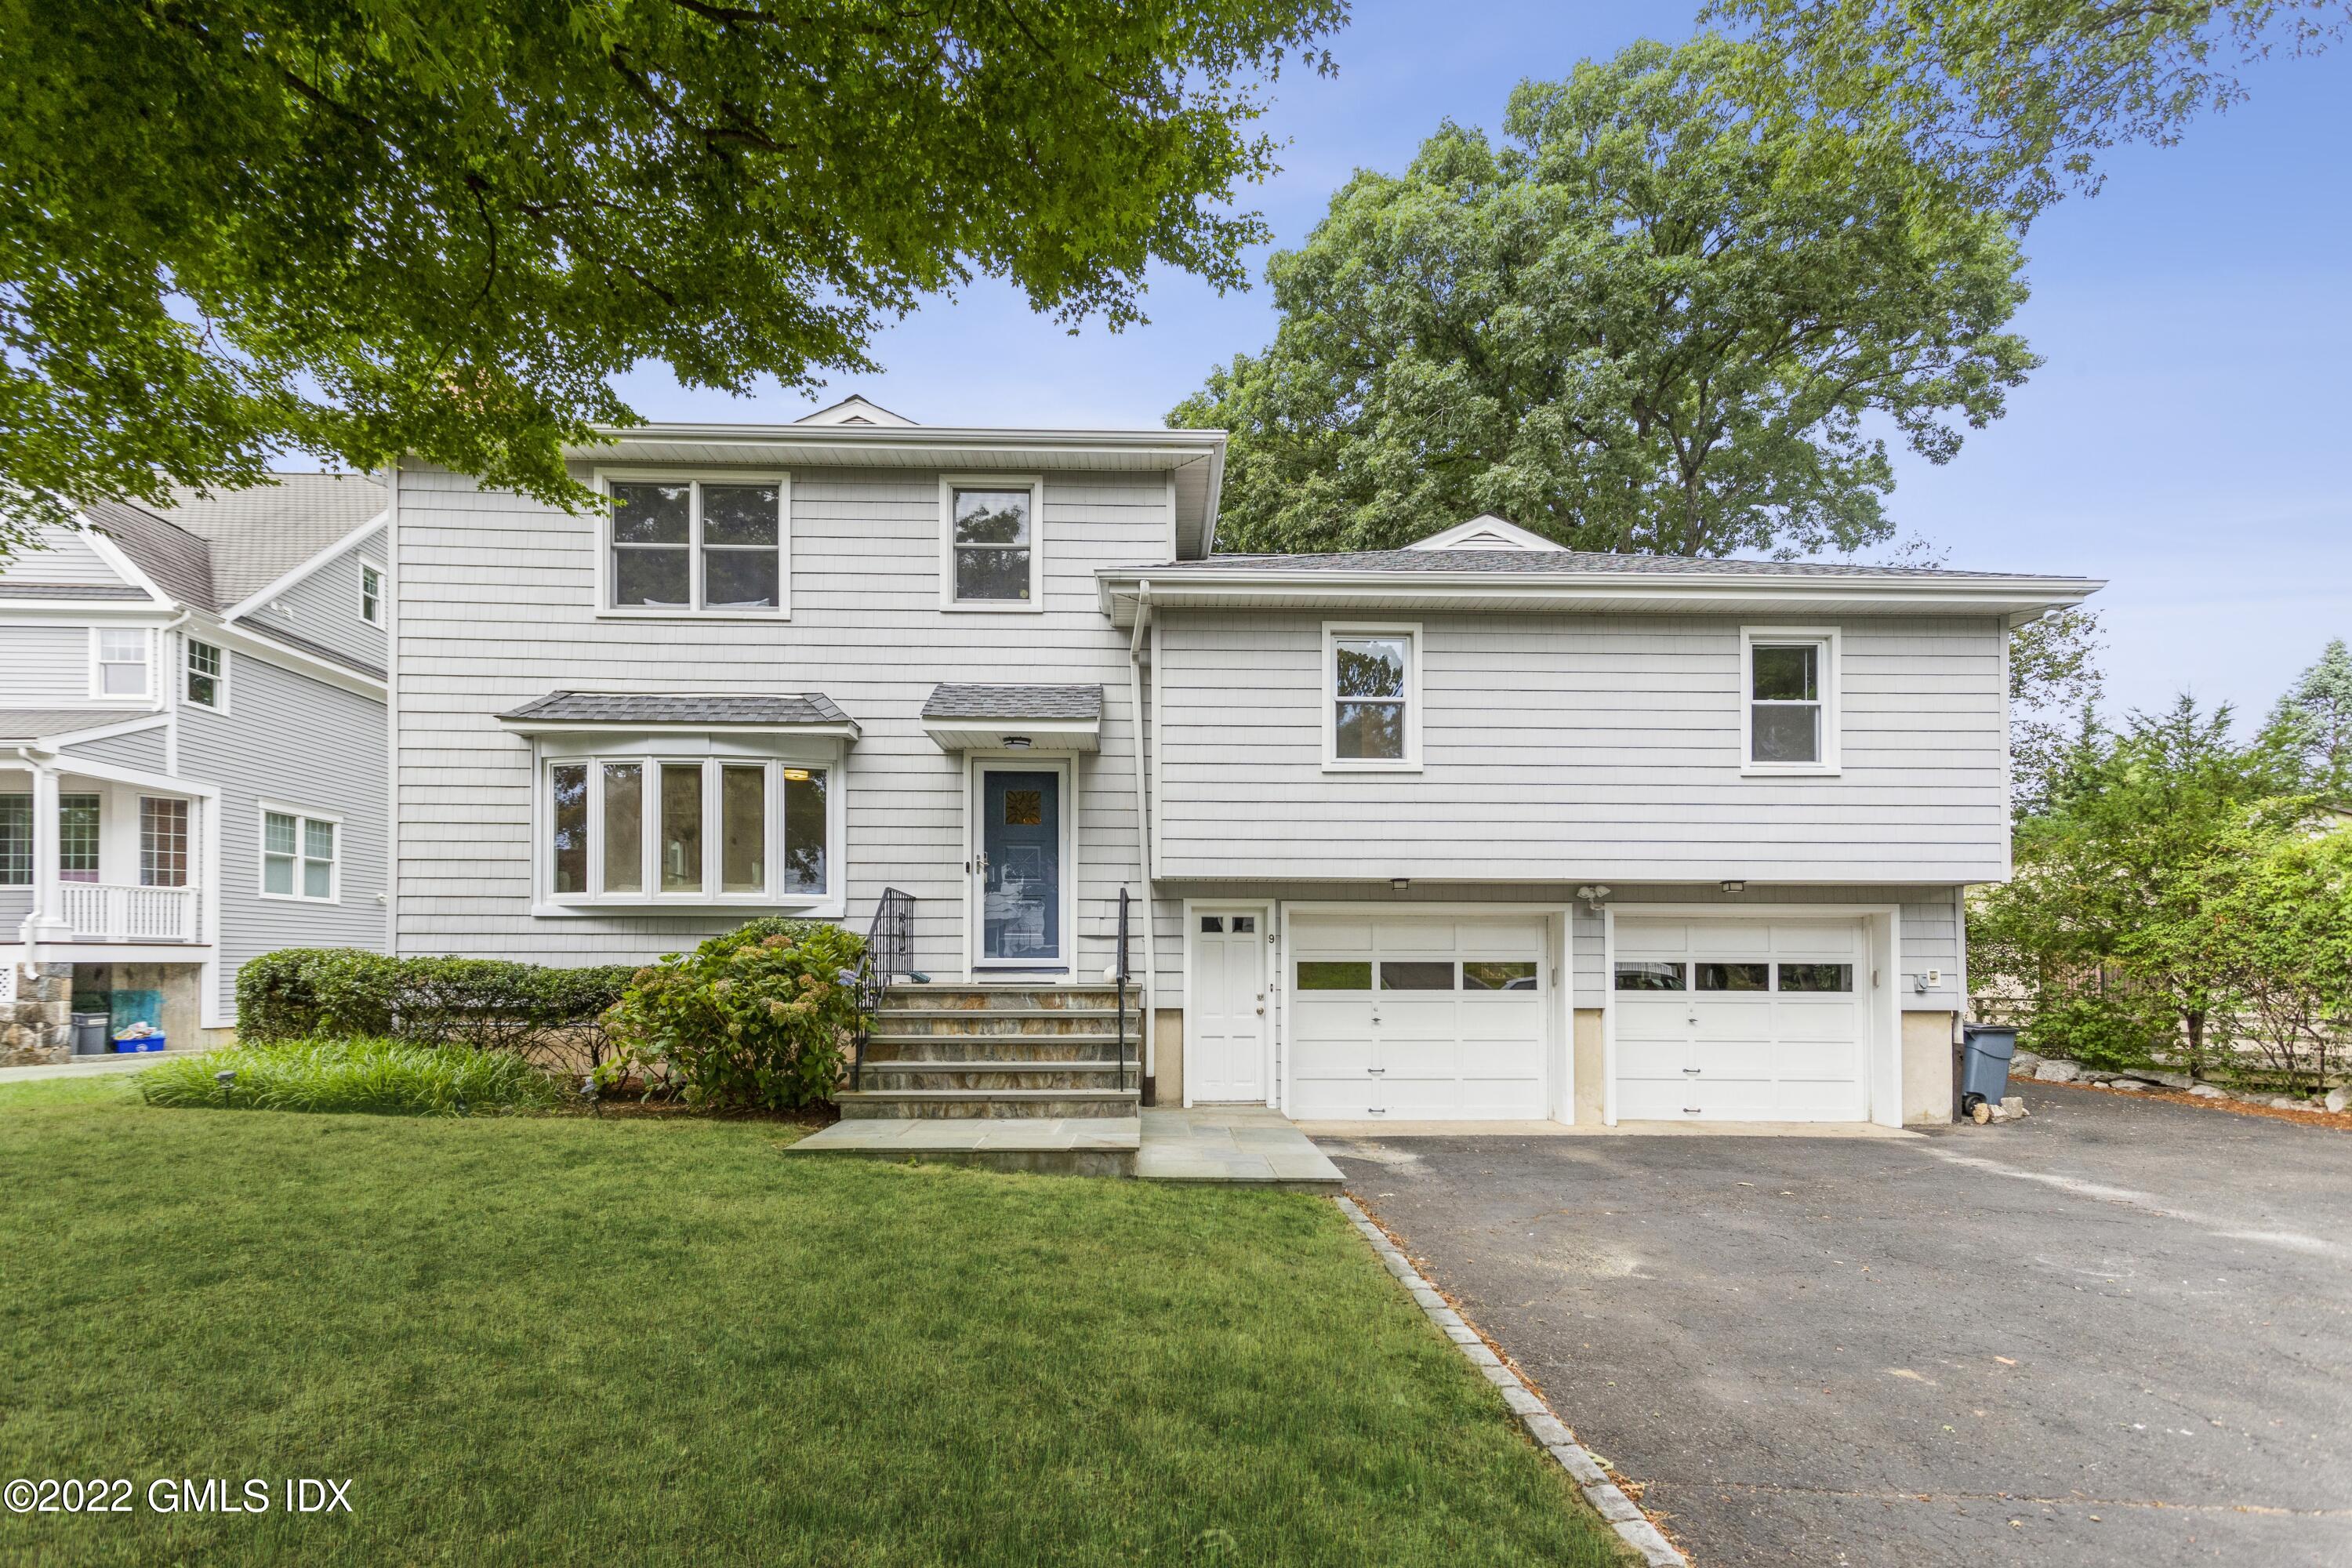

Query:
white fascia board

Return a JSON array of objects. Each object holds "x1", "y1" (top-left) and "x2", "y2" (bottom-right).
[
  {"x1": 578, "y1": 422, "x2": 1228, "y2": 457},
  {"x1": 218, "y1": 512, "x2": 390, "y2": 623},
  {"x1": 198, "y1": 615, "x2": 387, "y2": 699},
  {"x1": 493, "y1": 718, "x2": 862, "y2": 742},
  {"x1": 71, "y1": 524, "x2": 177, "y2": 608}
]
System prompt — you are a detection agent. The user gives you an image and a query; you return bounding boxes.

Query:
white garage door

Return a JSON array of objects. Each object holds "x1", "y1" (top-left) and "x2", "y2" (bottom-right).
[
  {"x1": 1613, "y1": 917, "x2": 1870, "y2": 1122},
  {"x1": 1288, "y1": 913, "x2": 1548, "y2": 1120}
]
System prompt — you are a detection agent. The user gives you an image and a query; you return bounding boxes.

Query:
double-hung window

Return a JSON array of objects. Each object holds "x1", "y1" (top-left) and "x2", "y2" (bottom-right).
[
  {"x1": 546, "y1": 756, "x2": 832, "y2": 907},
  {"x1": 184, "y1": 638, "x2": 225, "y2": 710},
  {"x1": 942, "y1": 477, "x2": 1043, "y2": 608},
  {"x1": 140, "y1": 797, "x2": 189, "y2": 887},
  {"x1": 1323, "y1": 622, "x2": 1422, "y2": 771},
  {"x1": 92, "y1": 628, "x2": 150, "y2": 699},
  {"x1": 359, "y1": 564, "x2": 383, "y2": 626},
  {"x1": 604, "y1": 477, "x2": 789, "y2": 615},
  {"x1": 262, "y1": 808, "x2": 338, "y2": 901},
  {"x1": 0, "y1": 795, "x2": 30, "y2": 887},
  {"x1": 1741, "y1": 628, "x2": 1840, "y2": 774}
]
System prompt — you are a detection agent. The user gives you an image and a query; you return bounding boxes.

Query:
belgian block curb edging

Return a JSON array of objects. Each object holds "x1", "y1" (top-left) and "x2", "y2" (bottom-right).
[{"x1": 1334, "y1": 1196, "x2": 1687, "y2": 1567}]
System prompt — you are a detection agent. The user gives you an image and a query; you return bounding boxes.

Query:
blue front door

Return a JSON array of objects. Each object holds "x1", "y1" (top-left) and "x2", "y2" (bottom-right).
[{"x1": 982, "y1": 769, "x2": 1061, "y2": 964}]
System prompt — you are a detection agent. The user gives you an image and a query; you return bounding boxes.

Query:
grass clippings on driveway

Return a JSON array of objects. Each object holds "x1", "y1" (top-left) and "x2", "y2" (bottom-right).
[{"x1": 0, "y1": 1080, "x2": 1629, "y2": 1567}]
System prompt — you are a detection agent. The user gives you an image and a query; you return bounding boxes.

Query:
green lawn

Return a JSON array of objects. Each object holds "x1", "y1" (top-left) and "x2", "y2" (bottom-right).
[{"x1": 0, "y1": 1081, "x2": 1630, "y2": 1566}]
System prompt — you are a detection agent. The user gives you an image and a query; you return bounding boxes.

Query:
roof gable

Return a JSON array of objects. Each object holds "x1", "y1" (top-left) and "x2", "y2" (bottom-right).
[
  {"x1": 1405, "y1": 514, "x2": 1559, "y2": 552},
  {"x1": 794, "y1": 394, "x2": 916, "y2": 427}
]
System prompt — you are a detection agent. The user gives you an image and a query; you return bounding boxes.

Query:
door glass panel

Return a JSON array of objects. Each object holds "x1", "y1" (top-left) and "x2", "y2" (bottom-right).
[
  {"x1": 1380, "y1": 960, "x2": 1456, "y2": 990},
  {"x1": 1696, "y1": 961, "x2": 1771, "y2": 992},
  {"x1": 601, "y1": 764, "x2": 643, "y2": 893},
  {"x1": 1464, "y1": 960, "x2": 1537, "y2": 990},
  {"x1": 982, "y1": 771, "x2": 1058, "y2": 960},
  {"x1": 659, "y1": 762, "x2": 703, "y2": 892},
  {"x1": 1230, "y1": 916, "x2": 1256, "y2": 934},
  {"x1": 1199, "y1": 916, "x2": 1225, "y2": 933},
  {"x1": 1295, "y1": 960, "x2": 1372, "y2": 990},
  {"x1": 783, "y1": 768, "x2": 826, "y2": 893},
  {"x1": 1613, "y1": 961, "x2": 1686, "y2": 991},
  {"x1": 1777, "y1": 962, "x2": 1854, "y2": 993},
  {"x1": 720, "y1": 764, "x2": 765, "y2": 894}
]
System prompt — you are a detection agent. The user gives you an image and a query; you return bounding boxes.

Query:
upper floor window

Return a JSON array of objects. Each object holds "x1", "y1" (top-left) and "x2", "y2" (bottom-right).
[
  {"x1": 941, "y1": 477, "x2": 1043, "y2": 610},
  {"x1": 1323, "y1": 622, "x2": 1422, "y2": 771},
  {"x1": 360, "y1": 563, "x2": 383, "y2": 625},
  {"x1": 1742, "y1": 627, "x2": 1840, "y2": 775},
  {"x1": 184, "y1": 638, "x2": 224, "y2": 710},
  {"x1": 92, "y1": 627, "x2": 149, "y2": 699},
  {"x1": 545, "y1": 755, "x2": 831, "y2": 907},
  {"x1": 262, "y1": 808, "x2": 339, "y2": 902},
  {"x1": 604, "y1": 477, "x2": 788, "y2": 617}
]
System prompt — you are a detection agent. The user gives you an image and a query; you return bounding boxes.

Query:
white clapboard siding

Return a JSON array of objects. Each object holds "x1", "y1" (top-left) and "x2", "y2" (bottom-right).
[
  {"x1": 1153, "y1": 612, "x2": 2009, "y2": 885},
  {"x1": 392, "y1": 463, "x2": 1168, "y2": 978},
  {"x1": 175, "y1": 648, "x2": 390, "y2": 1017},
  {"x1": 59, "y1": 724, "x2": 169, "y2": 773},
  {"x1": 0, "y1": 625, "x2": 111, "y2": 706},
  {"x1": 240, "y1": 533, "x2": 388, "y2": 673}
]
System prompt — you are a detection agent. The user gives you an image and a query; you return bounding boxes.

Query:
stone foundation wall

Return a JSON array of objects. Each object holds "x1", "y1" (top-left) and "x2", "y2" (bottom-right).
[{"x1": 1, "y1": 963, "x2": 73, "y2": 1065}]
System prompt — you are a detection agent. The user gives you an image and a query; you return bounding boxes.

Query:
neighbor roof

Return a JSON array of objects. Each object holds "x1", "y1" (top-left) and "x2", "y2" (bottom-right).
[
  {"x1": 81, "y1": 497, "x2": 216, "y2": 608},
  {"x1": 162, "y1": 472, "x2": 385, "y2": 608},
  {"x1": 498, "y1": 691, "x2": 853, "y2": 728},
  {"x1": 920, "y1": 684, "x2": 1104, "y2": 721},
  {"x1": 0, "y1": 580, "x2": 151, "y2": 601}
]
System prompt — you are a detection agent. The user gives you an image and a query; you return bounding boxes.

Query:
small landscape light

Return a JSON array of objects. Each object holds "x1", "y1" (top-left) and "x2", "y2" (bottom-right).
[{"x1": 215, "y1": 1069, "x2": 236, "y2": 1085}]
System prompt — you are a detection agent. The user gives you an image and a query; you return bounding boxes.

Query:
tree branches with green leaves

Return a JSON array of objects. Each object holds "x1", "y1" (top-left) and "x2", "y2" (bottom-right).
[
  {"x1": 0, "y1": 0, "x2": 1345, "y2": 555},
  {"x1": 1714, "y1": 0, "x2": 2348, "y2": 219},
  {"x1": 1171, "y1": 36, "x2": 2037, "y2": 557}
]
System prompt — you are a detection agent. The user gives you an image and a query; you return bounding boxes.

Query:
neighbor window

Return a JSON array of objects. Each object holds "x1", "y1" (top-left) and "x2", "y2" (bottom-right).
[
  {"x1": 140, "y1": 797, "x2": 188, "y2": 887},
  {"x1": 360, "y1": 563, "x2": 383, "y2": 625},
  {"x1": 93, "y1": 628, "x2": 149, "y2": 699},
  {"x1": 59, "y1": 794, "x2": 100, "y2": 882},
  {"x1": 0, "y1": 795, "x2": 30, "y2": 886},
  {"x1": 546, "y1": 757, "x2": 830, "y2": 904},
  {"x1": 942, "y1": 480, "x2": 1042, "y2": 608},
  {"x1": 606, "y1": 478, "x2": 787, "y2": 615},
  {"x1": 1325, "y1": 623, "x2": 1421, "y2": 769},
  {"x1": 184, "y1": 638, "x2": 223, "y2": 710},
  {"x1": 262, "y1": 808, "x2": 338, "y2": 901},
  {"x1": 1744, "y1": 629, "x2": 1838, "y2": 771}
]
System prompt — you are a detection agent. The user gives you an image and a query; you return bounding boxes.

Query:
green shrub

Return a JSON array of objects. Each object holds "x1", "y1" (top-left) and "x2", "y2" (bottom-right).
[
  {"x1": 601, "y1": 918, "x2": 867, "y2": 1110},
  {"x1": 235, "y1": 949, "x2": 636, "y2": 1054},
  {"x1": 137, "y1": 1039, "x2": 565, "y2": 1116},
  {"x1": 2019, "y1": 987, "x2": 2176, "y2": 1072}
]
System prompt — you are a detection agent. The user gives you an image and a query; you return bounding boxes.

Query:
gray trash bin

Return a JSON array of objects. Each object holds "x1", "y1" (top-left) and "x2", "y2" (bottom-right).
[
  {"x1": 1960, "y1": 1025, "x2": 2018, "y2": 1112},
  {"x1": 71, "y1": 1011, "x2": 112, "y2": 1055}
]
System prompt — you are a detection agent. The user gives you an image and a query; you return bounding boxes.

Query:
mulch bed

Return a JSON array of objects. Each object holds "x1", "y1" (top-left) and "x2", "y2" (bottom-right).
[{"x1": 2045, "y1": 1077, "x2": 2352, "y2": 1132}]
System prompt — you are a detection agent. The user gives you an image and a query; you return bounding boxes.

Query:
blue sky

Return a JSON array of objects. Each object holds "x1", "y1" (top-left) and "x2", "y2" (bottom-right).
[{"x1": 608, "y1": 2, "x2": 2352, "y2": 724}]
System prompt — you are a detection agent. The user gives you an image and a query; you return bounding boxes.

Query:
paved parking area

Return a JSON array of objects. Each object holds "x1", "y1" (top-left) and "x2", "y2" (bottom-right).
[{"x1": 1324, "y1": 1086, "x2": 2352, "y2": 1568}]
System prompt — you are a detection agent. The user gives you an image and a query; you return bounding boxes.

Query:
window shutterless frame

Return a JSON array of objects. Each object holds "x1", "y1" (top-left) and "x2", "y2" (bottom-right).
[
  {"x1": 1740, "y1": 626, "x2": 1841, "y2": 775},
  {"x1": 256, "y1": 801, "x2": 341, "y2": 903},
  {"x1": 1321, "y1": 620, "x2": 1424, "y2": 772},
  {"x1": 183, "y1": 637, "x2": 227, "y2": 711},
  {"x1": 939, "y1": 474, "x2": 1045, "y2": 612},
  {"x1": 88, "y1": 626, "x2": 153, "y2": 702},
  {"x1": 592, "y1": 470, "x2": 791, "y2": 619},
  {"x1": 359, "y1": 561, "x2": 384, "y2": 625}
]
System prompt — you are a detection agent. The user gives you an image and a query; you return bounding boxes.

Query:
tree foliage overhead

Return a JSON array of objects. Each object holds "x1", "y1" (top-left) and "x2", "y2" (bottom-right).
[
  {"x1": 1171, "y1": 37, "x2": 2036, "y2": 558},
  {"x1": 0, "y1": 0, "x2": 1344, "y2": 551},
  {"x1": 1714, "y1": 0, "x2": 2348, "y2": 218}
]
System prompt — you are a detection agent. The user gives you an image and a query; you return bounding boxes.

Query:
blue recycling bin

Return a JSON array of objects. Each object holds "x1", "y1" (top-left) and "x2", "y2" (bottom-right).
[{"x1": 1960, "y1": 1025, "x2": 2017, "y2": 1111}]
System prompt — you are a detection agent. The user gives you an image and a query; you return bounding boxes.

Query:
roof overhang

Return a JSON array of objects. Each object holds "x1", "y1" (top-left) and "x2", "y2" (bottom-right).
[
  {"x1": 1096, "y1": 567, "x2": 2104, "y2": 627},
  {"x1": 920, "y1": 716, "x2": 1102, "y2": 754},
  {"x1": 566, "y1": 423, "x2": 1228, "y2": 559}
]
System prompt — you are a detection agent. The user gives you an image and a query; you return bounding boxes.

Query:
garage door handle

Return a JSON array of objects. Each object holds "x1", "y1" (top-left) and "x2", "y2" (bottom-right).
[
  {"x1": 1682, "y1": 1067, "x2": 1701, "y2": 1075},
  {"x1": 1366, "y1": 1067, "x2": 1385, "y2": 1075}
]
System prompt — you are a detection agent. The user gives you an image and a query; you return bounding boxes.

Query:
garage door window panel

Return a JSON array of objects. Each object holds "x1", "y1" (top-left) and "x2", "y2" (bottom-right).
[
  {"x1": 1380, "y1": 960, "x2": 1456, "y2": 990},
  {"x1": 1297, "y1": 960, "x2": 1373, "y2": 990},
  {"x1": 1696, "y1": 961, "x2": 1771, "y2": 991},
  {"x1": 1778, "y1": 962, "x2": 1854, "y2": 992},
  {"x1": 1615, "y1": 960, "x2": 1687, "y2": 991},
  {"x1": 1465, "y1": 960, "x2": 1538, "y2": 991}
]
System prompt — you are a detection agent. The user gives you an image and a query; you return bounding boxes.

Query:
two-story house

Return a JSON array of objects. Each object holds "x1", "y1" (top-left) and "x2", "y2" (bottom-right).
[
  {"x1": 385, "y1": 397, "x2": 2099, "y2": 1132},
  {"x1": 1, "y1": 474, "x2": 390, "y2": 1059}
]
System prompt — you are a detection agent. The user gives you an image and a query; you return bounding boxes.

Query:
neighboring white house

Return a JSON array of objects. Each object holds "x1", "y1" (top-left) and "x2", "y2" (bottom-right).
[
  {"x1": 0, "y1": 475, "x2": 389, "y2": 1055},
  {"x1": 385, "y1": 397, "x2": 2101, "y2": 1128}
]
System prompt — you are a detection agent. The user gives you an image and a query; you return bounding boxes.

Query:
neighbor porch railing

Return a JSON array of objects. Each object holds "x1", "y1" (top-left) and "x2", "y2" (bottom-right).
[
  {"x1": 56, "y1": 883, "x2": 201, "y2": 943},
  {"x1": 849, "y1": 887, "x2": 914, "y2": 1091}
]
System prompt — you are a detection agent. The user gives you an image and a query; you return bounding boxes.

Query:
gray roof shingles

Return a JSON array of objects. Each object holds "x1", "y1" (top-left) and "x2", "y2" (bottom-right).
[
  {"x1": 921, "y1": 684, "x2": 1103, "y2": 721},
  {"x1": 1131, "y1": 548, "x2": 2082, "y2": 581},
  {"x1": 82, "y1": 497, "x2": 219, "y2": 609},
  {"x1": 499, "y1": 691, "x2": 851, "y2": 727},
  {"x1": 162, "y1": 472, "x2": 385, "y2": 607},
  {"x1": 0, "y1": 581, "x2": 152, "y2": 601}
]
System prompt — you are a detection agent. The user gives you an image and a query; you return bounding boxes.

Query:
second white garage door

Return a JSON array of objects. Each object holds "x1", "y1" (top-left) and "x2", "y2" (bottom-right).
[
  {"x1": 1288, "y1": 913, "x2": 1549, "y2": 1120},
  {"x1": 1612, "y1": 916, "x2": 1871, "y2": 1122}
]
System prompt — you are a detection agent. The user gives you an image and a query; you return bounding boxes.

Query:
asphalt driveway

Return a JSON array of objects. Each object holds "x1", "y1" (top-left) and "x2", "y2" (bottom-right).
[{"x1": 1324, "y1": 1087, "x2": 2352, "y2": 1568}]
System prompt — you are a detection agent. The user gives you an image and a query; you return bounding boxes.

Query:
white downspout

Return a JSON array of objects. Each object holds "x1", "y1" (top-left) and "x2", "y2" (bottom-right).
[
  {"x1": 157, "y1": 609, "x2": 190, "y2": 776},
  {"x1": 1127, "y1": 583, "x2": 1160, "y2": 1091}
]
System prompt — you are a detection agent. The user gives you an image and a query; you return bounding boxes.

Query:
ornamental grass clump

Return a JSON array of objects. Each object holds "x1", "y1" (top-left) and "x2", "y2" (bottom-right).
[
  {"x1": 137, "y1": 1038, "x2": 564, "y2": 1116},
  {"x1": 600, "y1": 918, "x2": 867, "y2": 1111}
]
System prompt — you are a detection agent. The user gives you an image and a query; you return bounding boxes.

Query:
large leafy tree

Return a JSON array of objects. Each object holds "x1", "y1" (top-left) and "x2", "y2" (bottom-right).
[
  {"x1": 1715, "y1": 0, "x2": 2347, "y2": 217},
  {"x1": 2008, "y1": 608, "x2": 2103, "y2": 817},
  {"x1": 0, "y1": 0, "x2": 1343, "y2": 556},
  {"x1": 1171, "y1": 36, "x2": 2035, "y2": 557},
  {"x1": 2267, "y1": 637, "x2": 2352, "y2": 790}
]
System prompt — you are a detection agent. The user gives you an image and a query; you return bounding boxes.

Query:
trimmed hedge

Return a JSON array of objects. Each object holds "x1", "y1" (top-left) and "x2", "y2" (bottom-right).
[{"x1": 237, "y1": 949, "x2": 637, "y2": 1054}]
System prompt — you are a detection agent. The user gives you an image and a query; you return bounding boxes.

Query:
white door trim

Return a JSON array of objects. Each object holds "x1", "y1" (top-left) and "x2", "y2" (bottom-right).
[
  {"x1": 962, "y1": 752, "x2": 1080, "y2": 977},
  {"x1": 1600, "y1": 902, "x2": 1902, "y2": 1128},
  {"x1": 1179, "y1": 898, "x2": 1274, "y2": 1108},
  {"x1": 1276, "y1": 900, "x2": 1570, "y2": 1123}
]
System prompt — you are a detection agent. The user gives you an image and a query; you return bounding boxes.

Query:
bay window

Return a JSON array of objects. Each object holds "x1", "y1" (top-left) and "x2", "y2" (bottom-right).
[{"x1": 543, "y1": 755, "x2": 833, "y2": 907}]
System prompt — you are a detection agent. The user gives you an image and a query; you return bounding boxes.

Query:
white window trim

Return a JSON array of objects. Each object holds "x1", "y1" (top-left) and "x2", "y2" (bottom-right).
[
  {"x1": 183, "y1": 636, "x2": 228, "y2": 713},
  {"x1": 592, "y1": 469, "x2": 793, "y2": 620},
  {"x1": 939, "y1": 474, "x2": 1046, "y2": 613},
  {"x1": 256, "y1": 801, "x2": 342, "y2": 904},
  {"x1": 1740, "y1": 626, "x2": 1842, "y2": 776},
  {"x1": 87, "y1": 626, "x2": 154, "y2": 704},
  {"x1": 1321, "y1": 619, "x2": 1425, "y2": 774},
  {"x1": 532, "y1": 744, "x2": 843, "y2": 917},
  {"x1": 359, "y1": 561, "x2": 384, "y2": 626}
]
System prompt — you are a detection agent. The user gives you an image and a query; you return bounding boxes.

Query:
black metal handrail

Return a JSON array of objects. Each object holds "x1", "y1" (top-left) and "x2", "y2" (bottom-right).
[
  {"x1": 849, "y1": 887, "x2": 913, "y2": 1091},
  {"x1": 1115, "y1": 887, "x2": 1133, "y2": 1094}
]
